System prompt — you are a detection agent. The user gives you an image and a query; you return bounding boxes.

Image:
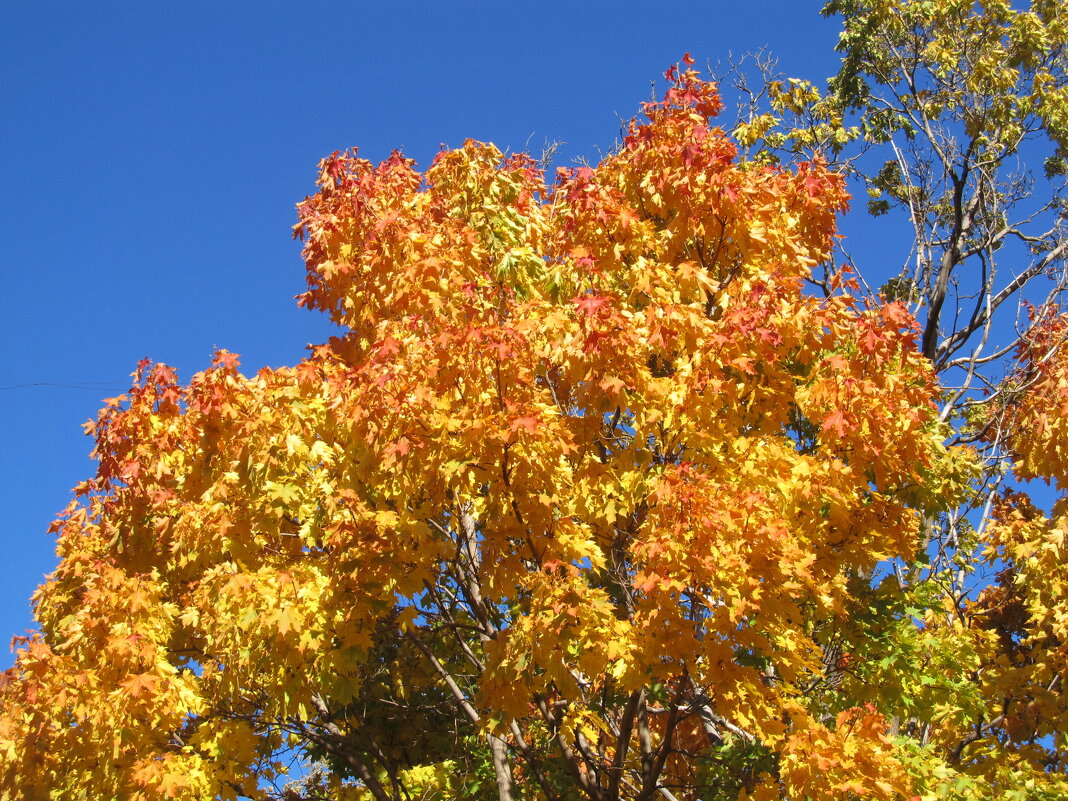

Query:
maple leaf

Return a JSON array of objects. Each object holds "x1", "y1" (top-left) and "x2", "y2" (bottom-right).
[
  {"x1": 573, "y1": 292, "x2": 609, "y2": 317},
  {"x1": 821, "y1": 409, "x2": 851, "y2": 437},
  {"x1": 159, "y1": 770, "x2": 187, "y2": 798},
  {"x1": 159, "y1": 385, "x2": 183, "y2": 405},
  {"x1": 275, "y1": 607, "x2": 300, "y2": 636},
  {"x1": 120, "y1": 673, "x2": 157, "y2": 699},
  {"x1": 212, "y1": 349, "x2": 241, "y2": 370},
  {"x1": 509, "y1": 414, "x2": 540, "y2": 436}
]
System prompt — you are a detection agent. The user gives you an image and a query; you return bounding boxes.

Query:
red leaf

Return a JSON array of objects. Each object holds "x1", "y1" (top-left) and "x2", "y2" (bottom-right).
[
  {"x1": 212, "y1": 350, "x2": 241, "y2": 371},
  {"x1": 822, "y1": 410, "x2": 851, "y2": 437},
  {"x1": 574, "y1": 293, "x2": 609, "y2": 317},
  {"x1": 510, "y1": 415, "x2": 540, "y2": 435}
]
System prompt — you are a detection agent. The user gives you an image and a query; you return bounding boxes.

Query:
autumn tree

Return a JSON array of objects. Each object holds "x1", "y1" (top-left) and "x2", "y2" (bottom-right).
[
  {"x1": 722, "y1": 1, "x2": 1068, "y2": 796},
  {"x1": 1, "y1": 27, "x2": 1065, "y2": 801}
]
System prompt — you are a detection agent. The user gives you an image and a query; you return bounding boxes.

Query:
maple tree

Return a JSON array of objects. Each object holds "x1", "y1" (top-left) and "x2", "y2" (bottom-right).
[{"x1": 2, "y1": 14, "x2": 1067, "y2": 800}]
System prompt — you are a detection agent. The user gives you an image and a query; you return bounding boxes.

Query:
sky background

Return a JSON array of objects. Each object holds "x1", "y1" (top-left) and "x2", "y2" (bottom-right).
[{"x1": 1, "y1": 2, "x2": 887, "y2": 661}]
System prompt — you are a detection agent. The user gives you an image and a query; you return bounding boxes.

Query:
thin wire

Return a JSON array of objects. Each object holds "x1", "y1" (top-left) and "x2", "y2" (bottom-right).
[{"x1": 0, "y1": 382, "x2": 127, "y2": 391}]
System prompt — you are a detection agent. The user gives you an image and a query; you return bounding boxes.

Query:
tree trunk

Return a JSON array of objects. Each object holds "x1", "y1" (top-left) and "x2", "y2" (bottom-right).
[{"x1": 489, "y1": 732, "x2": 518, "y2": 801}]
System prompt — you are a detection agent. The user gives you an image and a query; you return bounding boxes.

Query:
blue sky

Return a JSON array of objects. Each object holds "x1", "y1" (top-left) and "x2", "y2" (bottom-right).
[{"x1": 0, "y1": 2, "x2": 852, "y2": 658}]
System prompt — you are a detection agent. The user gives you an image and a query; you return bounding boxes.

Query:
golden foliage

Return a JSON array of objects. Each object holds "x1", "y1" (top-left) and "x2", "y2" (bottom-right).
[{"x1": 1, "y1": 61, "x2": 979, "y2": 800}]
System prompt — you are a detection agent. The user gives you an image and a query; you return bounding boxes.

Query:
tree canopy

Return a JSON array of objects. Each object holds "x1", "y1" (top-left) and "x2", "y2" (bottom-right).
[{"x1": 3, "y1": 4, "x2": 1068, "y2": 800}]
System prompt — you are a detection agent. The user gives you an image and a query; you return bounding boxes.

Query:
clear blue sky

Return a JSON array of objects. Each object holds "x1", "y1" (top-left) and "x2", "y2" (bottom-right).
[{"x1": 0, "y1": 2, "x2": 848, "y2": 660}]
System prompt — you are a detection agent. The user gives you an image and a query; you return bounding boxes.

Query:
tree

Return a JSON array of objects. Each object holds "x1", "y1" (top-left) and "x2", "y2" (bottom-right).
[
  {"x1": 822, "y1": 0, "x2": 1068, "y2": 552},
  {"x1": 1, "y1": 17, "x2": 1066, "y2": 801},
  {"x1": 731, "y1": 0, "x2": 1067, "y2": 397},
  {"x1": 0, "y1": 58, "x2": 950, "y2": 800},
  {"x1": 722, "y1": 1, "x2": 1068, "y2": 796}
]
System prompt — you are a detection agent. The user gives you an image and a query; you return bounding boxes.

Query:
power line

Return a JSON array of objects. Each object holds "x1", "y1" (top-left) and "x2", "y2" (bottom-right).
[{"x1": 0, "y1": 382, "x2": 127, "y2": 391}]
